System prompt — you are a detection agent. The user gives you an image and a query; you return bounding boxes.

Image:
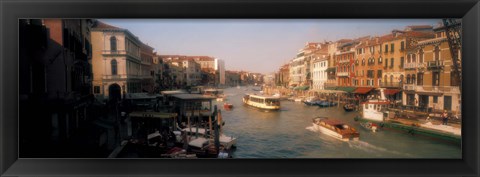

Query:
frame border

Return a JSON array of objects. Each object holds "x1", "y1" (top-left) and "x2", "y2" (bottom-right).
[{"x1": 1, "y1": 0, "x2": 479, "y2": 176}]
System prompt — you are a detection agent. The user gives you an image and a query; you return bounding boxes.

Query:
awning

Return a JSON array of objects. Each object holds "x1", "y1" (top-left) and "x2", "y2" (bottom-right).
[
  {"x1": 354, "y1": 87, "x2": 374, "y2": 94},
  {"x1": 384, "y1": 89, "x2": 401, "y2": 95},
  {"x1": 325, "y1": 87, "x2": 338, "y2": 90},
  {"x1": 416, "y1": 92, "x2": 443, "y2": 96},
  {"x1": 336, "y1": 87, "x2": 356, "y2": 93},
  {"x1": 294, "y1": 86, "x2": 310, "y2": 90}
]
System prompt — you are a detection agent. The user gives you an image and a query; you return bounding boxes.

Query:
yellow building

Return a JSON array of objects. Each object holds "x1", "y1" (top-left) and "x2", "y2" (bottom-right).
[
  {"x1": 91, "y1": 21, "x2": 145, "y2": 101},
  {"x1": 402, "y1": 26, "x2": 461, "y2": 114}
]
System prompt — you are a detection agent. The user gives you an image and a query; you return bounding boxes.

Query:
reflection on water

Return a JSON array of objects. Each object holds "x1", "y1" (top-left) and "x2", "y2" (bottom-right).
[{"x1": 218, "y1": 87, "x2": 461, "y2": 158}]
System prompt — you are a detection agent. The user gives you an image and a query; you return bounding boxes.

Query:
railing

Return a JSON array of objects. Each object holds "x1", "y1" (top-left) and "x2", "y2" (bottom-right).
[
  {"x1": 338, "y1": 60, "x2": 350, "y2": 63},
  {"x1": 427, "y1": 60, "x2": 444, "y2": 68},
  {"x1": 403, "y1": 84, "x2": 415, "y2": 90},
  {"x1": 404, "y1": 63, "x2": 426, "y2": 69},
  {"x1": 102, "y1": 74, "x2": 143, "y2": 80},
  {"x1": 337, "y1": 72, "x2": 349, "y2": 77},
  {"x1": 379, "y1": 82, "x2": 402, "y2": 88},
  {"x1": 415, "y1": 85, "x2": 460, "y2": 93},
  {"x1": 102, "y1": 50, "x2": 127, "y2": 55}
]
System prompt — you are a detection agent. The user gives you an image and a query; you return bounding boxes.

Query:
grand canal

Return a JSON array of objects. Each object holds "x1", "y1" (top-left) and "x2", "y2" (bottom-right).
[{"x1": 217, "y1": 87, "x2": 461, "y2": 158}]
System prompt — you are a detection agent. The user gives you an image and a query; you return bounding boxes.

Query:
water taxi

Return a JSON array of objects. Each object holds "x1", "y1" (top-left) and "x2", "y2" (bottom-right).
[
  {"x1": 312, "y1": 117, "x2": 359, "y2": 141},
  {"x1": 243, "y1": 94, "x2": 280, "y2": 110}
]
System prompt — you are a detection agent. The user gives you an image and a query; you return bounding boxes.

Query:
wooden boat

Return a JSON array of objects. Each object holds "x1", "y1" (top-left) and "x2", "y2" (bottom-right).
[
  {"x1": 343, "y1": 104, "x2": 355, "y2": 112},
  {"x1": 312, "y1": 117, "x2": 359, "y2": 141},
  {"x1": 243, "y1": 94, "x2": 280, "y2": 110}
]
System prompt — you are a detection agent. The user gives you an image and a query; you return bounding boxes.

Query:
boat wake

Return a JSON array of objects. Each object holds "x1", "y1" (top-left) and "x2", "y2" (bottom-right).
[{"x1": 347, "y1": 140, "x2": 413, "y2": 157}]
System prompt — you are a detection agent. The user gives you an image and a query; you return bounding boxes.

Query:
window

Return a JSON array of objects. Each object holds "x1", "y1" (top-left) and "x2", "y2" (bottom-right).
[
  {"x1": 417, "y1": 73, "x2": 424, "y2": 85},
  {"x1": 384, "y1": 44, "x2": 388, "y2": 53},
  {"x1": 385, "y1": 58, "x2": 388, "y2": 68},
  {"x1": 406, "y1": 74, "x2": 411, "y2": 84},
  {"x1": 111, "y1": 59, "x2": 118, "y2": 75},
  {"x1": 412, "y1": 74, "x2": 416, "y2": 84},
  {"x1": 390, "y1": 43, "x2": 394, "y2": 52},
  {"x1": 434, "y1": 46, "x2": 440, "y2": 60},
  {"x1": 110, "y1": 36, "x2": 117, "y2": 51},
  {"x1": 419, "y1": 49, "x2": 424, "y2": 63},
  {"x1": 378, "y1": 57, "x2": 382, "y2": 64},
  {"x1": 390, "y1": 58, "x2": 394, "y2": 68},
  {"x1": 400, "y1": 57, "x2": 404, "y2": 68},
  {"x1": 400, "y1": 41, "x2": 405, "y2": 51},
  {"x1": 433, "y1": 96, "x2": 438, "y2": 103},
  {"x1": 432, "y1": 72, "x2": 440, "y2": 86},
  {"x1": 94, "y1": 86, "x2": 100, "y2": 94},
  {"x1": 412, "y1": 54, "x2": 416, "y2": 63},
  {"x1": 377, "y1": 70, "x2": 382, "y2": 78}
]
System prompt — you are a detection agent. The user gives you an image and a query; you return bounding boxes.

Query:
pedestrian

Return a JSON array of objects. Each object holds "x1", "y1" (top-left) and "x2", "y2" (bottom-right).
[{"x1": 442, "y1": 110, "x2": 448, "y2": 125}]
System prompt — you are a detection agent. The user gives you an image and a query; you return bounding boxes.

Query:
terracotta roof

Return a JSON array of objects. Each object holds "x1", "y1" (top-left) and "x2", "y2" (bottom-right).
[
  {"x1": 403, "y1": 31, "x2": 435, "y2": 38},
  {"x1": 378, "y1": 34, "x2": 395, "y2": 43},
  {"x1": 336, "y1": 39, "x2": 353, "y2": 43},
  {"x1": 93, "y1": 21, "x2": 122, "y2": 30}
]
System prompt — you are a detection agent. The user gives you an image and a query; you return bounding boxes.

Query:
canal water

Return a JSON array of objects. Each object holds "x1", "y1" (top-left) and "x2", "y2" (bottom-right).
[{"x1": 217, "y1": 87, "x2": 461, "y2": 158}]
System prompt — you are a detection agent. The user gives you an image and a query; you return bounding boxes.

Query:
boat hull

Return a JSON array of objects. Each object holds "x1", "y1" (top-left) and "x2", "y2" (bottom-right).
[
  {"x1": 312, "y1": 123, "x2": 359, "y2": 141},
  {"x1": 243, "y1": 98, "x2": 280, "y2": 110}
]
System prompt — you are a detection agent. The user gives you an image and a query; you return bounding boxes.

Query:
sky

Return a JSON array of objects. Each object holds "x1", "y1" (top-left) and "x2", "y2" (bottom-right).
[{"x1": 100, "y1": 19, "x2": 441, "y2": 74}]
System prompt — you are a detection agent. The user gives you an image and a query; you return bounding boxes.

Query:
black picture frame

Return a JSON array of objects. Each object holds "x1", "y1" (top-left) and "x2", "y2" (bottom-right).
[{"x1": 1, "y1": 0, "x2": 479, "y2": 176}]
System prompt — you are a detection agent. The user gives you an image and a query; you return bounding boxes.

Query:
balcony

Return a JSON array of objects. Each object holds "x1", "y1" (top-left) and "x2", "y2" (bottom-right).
[
  {"x1": 403, "y1": 84, "x2": 415, "y2": 90},
  {"x1": 102, "y1": 74, "x2": 142, "y2": 80},
  {"x1": 337, "y1": 72, "x2": 349, "y2": 77},
  {"x1": 404, "y1": 63, "x2": 426, "y2": 69},
  {"x1": 102, "y1": 50, "x2": 127, "y2": 55},
  {"x1": 415, "y1": 85, "x2": 460, "y2": 94},
  {"x1": 379, "y1": 82, "x2": 402, "y2": 88},
  {"x1": 427, "y1": 60, "x2": 444, "y2": 69},
  {"x1": 338, "y1": 60, "x2": 350, "y2": 64}
]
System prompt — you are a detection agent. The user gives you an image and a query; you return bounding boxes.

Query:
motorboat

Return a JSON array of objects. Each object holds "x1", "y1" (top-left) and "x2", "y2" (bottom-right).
[
  {"x1": 180, "y1": 127, "x2": 237, "y2": 150},
  {"x1": 359, "y1": 121, "x2": 379, "y2": 132},
  {"x1": 224, "y1": 103, "x2": 233, "y2": 109},
  {"x1": 312, "y1": 117, "x2": 359, "y2": 141},
  {"x1": 343, "y1": 104, "x2": 355, "y2": 112}
]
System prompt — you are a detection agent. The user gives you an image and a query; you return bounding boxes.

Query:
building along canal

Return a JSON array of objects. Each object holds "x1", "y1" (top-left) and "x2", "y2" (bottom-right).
[{"x1": 217, "y1": 87, "x2": 461, "y2": 158}]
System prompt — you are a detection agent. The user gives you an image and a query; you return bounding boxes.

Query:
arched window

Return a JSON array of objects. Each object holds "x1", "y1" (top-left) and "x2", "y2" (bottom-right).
[
  {"x1": 378, "y1": 57, "x2": 382, "y2": 64},
  {"x1": 111, "y1": 59, "x2": 118, "y2": 75},
  {"x1": 406, "y1": 74, "x2": 411, "y2": 84},
  {"x1": 412, "y1": 54, "x2": 416, "y2": 63},
  {"x1": 407, "y1": 54, "x2": 411, "y2": 63},
  {"x1": 434, "y1": 46, "x2": 440, "y2": 60},
  {"x1": 412, "y1": 74, "x2": 416, "y2": 84},
  {"x1": 390, "y1": 75, "x2": 394, "y2": 83},
  {"x1": 110, "y1": 36, "x2": 117, "y2": 51},
  {"x1": 419, "y1": 49, "x2": 424, "y2": 63}
]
